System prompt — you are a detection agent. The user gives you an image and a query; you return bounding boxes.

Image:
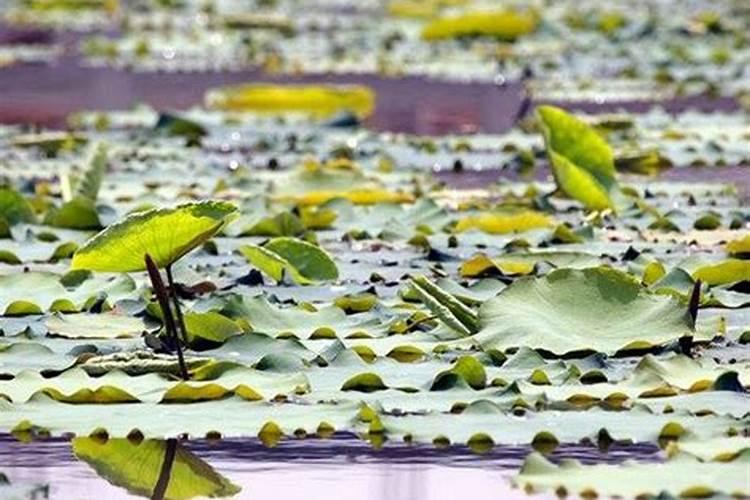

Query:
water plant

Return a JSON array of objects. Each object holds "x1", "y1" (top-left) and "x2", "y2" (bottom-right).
[{"x1": 71, "y1": 201, "x2": 238, "y2": 379}]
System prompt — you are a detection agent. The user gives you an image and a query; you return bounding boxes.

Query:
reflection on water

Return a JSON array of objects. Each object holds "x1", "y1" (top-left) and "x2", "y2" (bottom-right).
[
  {"x1": 0, "y1": 434, "x2": 661, "y2": 500},
  {"x1": 72, "y1": 437, "x2": 240, "y2": 499}
]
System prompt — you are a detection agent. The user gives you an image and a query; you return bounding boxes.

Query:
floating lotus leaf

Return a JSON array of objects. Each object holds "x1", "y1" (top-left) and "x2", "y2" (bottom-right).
[
  {"x1": 454, "y1": 210, "x2": 553, "y2": 235},
  {"x1": 515, "y1": 450, "x2": 750, "y2": 498},
  {"x1": 726, "y1": 233, "x2": 750, "y2": 257},
  {"x1": 460, "y1": 251, "x2": 602, "y2": 278},
  {"x1": 0, "y1": 366, "x2": 307, "y2": 404},
  {"x1": 421, "y1": 10, "x2": 538, "y2": 41},
  {"x1": 476, "y1": 267, "x2": 695, "y2": 355},
  {"x1": 0, "y1": 397, "x2": 362, "y2": 438},
  {"x1": 691, "y1": 258, "x2": 750, "y2": 286},
  {"x1": 205, "y1": 84, "x2": 375, "y2": 118},
  {"x1": 45, "y1": 312, "x2": 153, "y2": 339},
  {"x1": 71, "y1": 201, "x2": 237, "y2": 272},
  {"x1": 220, "y1": 295, "x2": 387, "y2": 339}
]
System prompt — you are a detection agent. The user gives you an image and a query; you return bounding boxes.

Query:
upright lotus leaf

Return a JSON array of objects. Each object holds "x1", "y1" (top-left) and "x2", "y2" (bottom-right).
[
  {"x1": 238, "y1": 237, "x2": 338, "y2": 285},
  {"x1": 205, "y1": 84, "x2": 375, "y2": 119},
  {"x1": 71, "y1": 201, "x2": 238, "y2": 272},
  {"x1": 476, "y1": 267, "x2": 695, "y2": 356},
  {"x1": 62, "y1": 142, "x2": 108, "y2": 202},
  {"x1": 0, "y1": 186, "x2": 36, "y2": 238},
  {"x1": 421, "y1": 10, "x2": 538, "y2": 41},
  {"x1": 44, "y1": 143, "x2": 108, "y2": 230},
  {"x1": 537, "y1": 106, "x2": 618, "y2": 211},
  {"x1": 72, "y1": 438, "x2": 240, "y2": 499},
  {"x1": 515, "y1": 451, "x2": 750, "y2": 498}
]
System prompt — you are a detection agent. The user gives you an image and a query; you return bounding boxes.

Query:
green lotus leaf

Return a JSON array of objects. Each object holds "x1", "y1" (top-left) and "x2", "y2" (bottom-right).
[
  {"x1": 183, "y1": 311, "x2": 243, "y2": 349},
  {"x1": 515, "y1": 450, "x2": 750, "y2": 498},
  {"x1": 537, "y1": 105, "x2": 618, "y2": 211},
  {"x1": 409, "y1": 275, "x2": 479, "y2": 336},
  {"x1": 0, "y1": 398, "x2": 362, "y2": 437},
  {"x1": 61, "y1": 142, "x2": 107, "y2": 203},
  {"x1": 377, "y1": 402, "x2": 736, "y2": 445},
  {"x1": 453, "y1": 210, "x2": 554, "y2": 235},
  {"x1": 341, "y1": 372, "x2": 388, "y2": 393},
  {"x1": 72, "y1": 438, "x2": 240, "y2": 499},
  {"x1": 691, "y1": 258, "x2": 750, "y2": 286},
  {"x1": 431, "y1": 356, "x2": 486, "y2": 390},
  {"x1": 43, "y1": 197, "x2": 102, "y2": 230},
  {"x1": 0, "y1": 272, "x2": 71, "y2": 316},
  {"x1": 421, "y1": 10, "x2": 538, "y2": 41},
  {"x1": 45, "y1": 312, "x2": 152, "y2": 339},
  {"x1": 0, "y1": 186, "x2": 36, "y2": 238},
  {"x1": 154, "y1": 113, "x2": 207, "y2": 144},
  {"x1": 667, "y1": 436, "x2": 750, "y2": 462},
  {"x1": 238, "y1": 237, "x2": 338, "y2": 285},
  {"x1": 71, "y1": 201, "x2": 238, "y2": 272},
  {"x1": 476, "y1": 267, "x2": 695, "y2": 356},
  {"x1": 0, "y1": 365, "x2": 307, "y2": 404},
  {"x1": 726, "y1": 233, "x2": 750, "y2": 257},
  {"x1": 220, "y1": 295, "x2": 387, "y2": 339},
  {"x1": 460, "y1": 250, "x2": 601, "y2": 278},
  {"x1": 229, "y1": 211, "x2": 305, "y2": 237}
]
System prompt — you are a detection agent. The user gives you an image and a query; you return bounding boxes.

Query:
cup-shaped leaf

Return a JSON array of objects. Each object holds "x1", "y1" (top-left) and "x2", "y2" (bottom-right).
[
  {"x1": 71, "y1": 201, "x2": 237, "y2": 272},
  {"x1": 537, "y1": 106, "x2": 618, "y2": 211}
]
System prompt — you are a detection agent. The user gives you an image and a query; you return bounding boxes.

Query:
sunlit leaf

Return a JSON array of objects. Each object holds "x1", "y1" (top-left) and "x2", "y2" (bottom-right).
[
  {"x1": 537, "y1": 106, "x2": 618, "y2": 211},
  {"x1": 71, "y1": 201, "x2": 237, "y2": 272},
  {"x1": 205, "y1": 84, "x2": 375, "y2": 118}
]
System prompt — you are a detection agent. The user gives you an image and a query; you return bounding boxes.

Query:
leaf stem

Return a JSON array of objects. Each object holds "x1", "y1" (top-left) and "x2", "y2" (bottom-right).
[
  {"x1": 151, "y1": 438, "x2": 178, "y2": 500},
  {"x1": 165, "y1": 265, "x2": 189, "y2": 346},
  {"x1": 145, "y1": 254, "x2": 189, "y2": 380}
]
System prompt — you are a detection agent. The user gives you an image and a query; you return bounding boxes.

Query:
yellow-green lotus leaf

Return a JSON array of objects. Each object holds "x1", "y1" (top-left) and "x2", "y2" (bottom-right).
[
  {"x1": 422, "y1": 10, "x2": 538, "y2": 41},
  {"x1": 72, "y1": 437, "x2": 240, "y2": 499},
  {"x1": 454, "y1": 210, "x2": 554, "y2": 234},
  {"x1": 205, "y1": 84, "x2": 375, "y2": 119},
  {"x1": 71, "y1": 201, "x2": 237, "y2": 272},
  {"x1": 537, "y1": 106, "x2": 618, "y2": 211}
]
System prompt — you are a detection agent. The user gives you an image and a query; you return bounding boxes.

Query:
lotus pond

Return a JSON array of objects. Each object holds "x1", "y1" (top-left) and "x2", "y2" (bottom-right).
[{"x1": 0, "y1": 1, "x2": 749, "y2": 499}]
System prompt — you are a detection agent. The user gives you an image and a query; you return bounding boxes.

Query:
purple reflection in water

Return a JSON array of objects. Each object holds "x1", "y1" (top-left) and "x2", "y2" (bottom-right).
[{"x1": 0, "y1": 434, "x2": 661, "y2": 500}]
